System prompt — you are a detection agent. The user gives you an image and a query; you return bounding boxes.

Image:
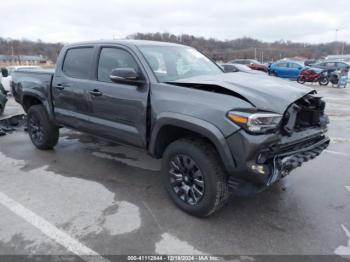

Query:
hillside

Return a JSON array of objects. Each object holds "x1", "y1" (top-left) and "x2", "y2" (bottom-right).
[{"x1": 0, "y1": 34, "x2": 348, "y2": 63}]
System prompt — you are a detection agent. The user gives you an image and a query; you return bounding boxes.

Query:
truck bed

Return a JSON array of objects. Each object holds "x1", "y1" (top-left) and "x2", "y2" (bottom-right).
[{"x1": 11, "y1": 69, "x2": 55, "y2": 105}]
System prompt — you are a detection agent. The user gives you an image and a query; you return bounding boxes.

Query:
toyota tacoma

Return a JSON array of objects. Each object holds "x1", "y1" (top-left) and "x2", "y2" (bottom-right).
[{"x1": 11, "y1": 40, "x2": 329, "y2": 217}]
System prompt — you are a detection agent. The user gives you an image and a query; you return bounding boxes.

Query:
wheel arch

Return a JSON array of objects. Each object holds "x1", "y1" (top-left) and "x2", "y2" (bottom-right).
[
  {"x1": 21, "y1": 90, "x2": 53, "y2": 120},
  {"x1": 149, "y1": 113, "x2": 237, "y2": 173}
]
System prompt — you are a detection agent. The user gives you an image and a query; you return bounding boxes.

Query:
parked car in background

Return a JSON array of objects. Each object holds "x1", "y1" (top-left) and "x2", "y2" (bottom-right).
[
  {"x1": 1, "y1": 65, "x2": 41, "y2": 92},
  {"x1": 304, "y1": 59, "x2": 319, "y2": 67},
  {"x1": 221, "y1": 63, "x2": 266, "y2": 75},
  {"x1": 312, "y1": 61, "x2": 350, "y2": 72},
  {"x1": 268, "y1": 60, "x2": 304, "y2": 78},
  {"x1": 325, "y1": 54, "x2": 350, "y2": 63},
  {"x1": 229, "y1": 59, "x2": 268, "y2": 72}
]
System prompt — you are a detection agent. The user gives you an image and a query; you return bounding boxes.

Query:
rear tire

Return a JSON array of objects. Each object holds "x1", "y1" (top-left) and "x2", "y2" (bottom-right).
[
  {"x1": 27, "y1": 105, "x2": 59, "y2": 150},
  {"x1": 162, "y1": 138, "x2": 231, "y2": 217},
  {"x1": 319, "y1": 78, "x2": 329, "y2": 86}
]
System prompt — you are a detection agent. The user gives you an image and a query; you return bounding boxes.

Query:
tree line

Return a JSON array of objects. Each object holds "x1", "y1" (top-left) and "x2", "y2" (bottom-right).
[
  {"x1": 0, "y1": 34, "x2": 348, "y2": 63},
  {"x1": 0, "y1": 38, "x2": 63, "y2": 62},
  {"x1": 129, "y1": 32, "x2": 349, "y2": 62}
]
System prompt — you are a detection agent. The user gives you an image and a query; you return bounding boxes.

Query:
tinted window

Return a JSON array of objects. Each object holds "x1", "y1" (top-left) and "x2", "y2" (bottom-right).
[
  {"x1": 289, "y1": 63, "x2": 301, "y2": 68},
  {"x1": 98, "y1": 48, "x2": 139, "y2": 82},
  {"x1": 62, "y1": 47, "x2": 94, "y2": 79},
  {"x1": 337, "y1": 62, "x2": 349, "y2": 69},
  {"x1": 277, "y1": 63, "x2": 288, "y2": 68},
  {"x1": 222, "y1": 65, "x2": 238, "y2": 72},
  {"x1": 233, "y1": 60, "x2": 245, "y2": 64},
  {"x1": 326, "y1": 62, "x2": 336, "y2": 67}
]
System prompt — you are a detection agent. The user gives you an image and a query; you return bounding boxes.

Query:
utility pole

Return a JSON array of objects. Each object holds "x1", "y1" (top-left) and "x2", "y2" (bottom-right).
[
  {"x1": 11, "y1": 46, "x2": 14, "y2": 64},
  {"x1": 254, "y1": 48, "x2": 257, "y2": 60},
  {"x1": 335, "y1": 28, "x2": 339, "y2": 55}
]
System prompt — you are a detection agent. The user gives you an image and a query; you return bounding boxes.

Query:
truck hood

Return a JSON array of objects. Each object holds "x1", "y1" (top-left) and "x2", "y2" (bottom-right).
[{"x1": 167, "y1": 73, "x2": 314, "y2": 114}]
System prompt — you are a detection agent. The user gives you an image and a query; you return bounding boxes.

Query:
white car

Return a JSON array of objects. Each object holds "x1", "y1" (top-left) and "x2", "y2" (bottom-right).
[{"x1": 1, "y1": 66, "x2": 41, "y2": 92}]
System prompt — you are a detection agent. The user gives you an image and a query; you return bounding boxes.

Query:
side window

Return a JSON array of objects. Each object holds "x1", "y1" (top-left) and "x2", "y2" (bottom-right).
[
  {"x1": 98, "y1": 48, "x2": 139, "y2": 83},
  {"x1": 337, "y1": 62, "x2": 346, "y2": 69},
  {"x1": 62, "y1": 47, "x2": 94, "y2": 79},
  {"x1": 326, "y1": 62, "x2": 336, "y2": 67},
  {"x1": 289, "y1": 63, "x2": 301, "y2": 68},
  {"x1": 277, "y1": 63, "x2": 288, "y2": 68},
  {"x1": 223, "y1": 65, "x2": 238, "y2": 72}
]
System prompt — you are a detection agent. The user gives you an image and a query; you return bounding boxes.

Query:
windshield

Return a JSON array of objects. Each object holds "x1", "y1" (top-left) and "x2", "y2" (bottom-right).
[{"x1": 138, "y1": 45, "x2": 223, "y2": 82}]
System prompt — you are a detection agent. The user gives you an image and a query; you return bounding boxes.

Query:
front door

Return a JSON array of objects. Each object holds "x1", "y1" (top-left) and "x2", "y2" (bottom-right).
[
  {"x1": 88, "y1": 46, "x2": 149, "y2": 148},
  {"x1": 276, "y1": 62, "x2": 289, "y2": 77}
]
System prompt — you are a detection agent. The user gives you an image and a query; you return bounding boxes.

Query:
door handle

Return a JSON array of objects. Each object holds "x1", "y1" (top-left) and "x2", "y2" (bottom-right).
[
  {"x1": 89, "y1": 89, "x2": 103, "y2": 96},
  {"x1": 55, "y1": 84, "x2": 65, "y2": 90}
]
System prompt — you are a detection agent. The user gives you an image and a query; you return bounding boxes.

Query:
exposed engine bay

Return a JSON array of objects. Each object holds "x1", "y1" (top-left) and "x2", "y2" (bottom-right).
[{"x1": 282, "y1": 94, "x2": 328, "y2": 135}]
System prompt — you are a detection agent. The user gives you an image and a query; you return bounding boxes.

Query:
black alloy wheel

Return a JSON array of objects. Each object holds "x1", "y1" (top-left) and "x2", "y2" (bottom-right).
[
  {"x1": 27, "y1": 105, "x2": 59, "y2": 150},
  {"x1": 169, "y1": 154, "x2": 205, "y2": 205},
  {"x1": 28, "y1": 112, "x2": 44, "y2": 145}
]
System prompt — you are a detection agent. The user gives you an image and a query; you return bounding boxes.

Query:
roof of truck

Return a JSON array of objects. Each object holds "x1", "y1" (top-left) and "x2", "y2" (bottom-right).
[{"x1": 66, "y1": 40, "x2": 186, "y2": 48}]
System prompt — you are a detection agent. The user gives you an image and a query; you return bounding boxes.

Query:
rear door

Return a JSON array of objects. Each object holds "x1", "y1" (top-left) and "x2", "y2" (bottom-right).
[
  {"x1": 87, "y1": 45, "x2": 149, "y2": 148},
  {"x1": 52, "y1": 46, "x2": 97, "y2": 131}
]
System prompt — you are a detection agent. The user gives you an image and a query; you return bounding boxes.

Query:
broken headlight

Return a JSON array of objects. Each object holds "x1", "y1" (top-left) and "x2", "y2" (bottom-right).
[{"x1": 227, "y1": 111, "x2": 282, "y2": 134}]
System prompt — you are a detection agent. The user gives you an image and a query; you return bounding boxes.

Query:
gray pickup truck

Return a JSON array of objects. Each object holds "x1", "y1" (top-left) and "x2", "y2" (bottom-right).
[{"x1": 10, "y1": 40, "x2": 329, "y2": 217}]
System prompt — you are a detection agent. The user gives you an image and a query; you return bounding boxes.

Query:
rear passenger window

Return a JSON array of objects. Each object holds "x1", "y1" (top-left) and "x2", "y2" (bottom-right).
[
  {"x1": 98, "y1": 48, "x2": 139, "y2": 83},
  {"x1": 289, "y1": 63, "x2": 301, "y2": 68},
  {"x1": 62, "y1": 47, "x2": 93, "y2": 79}
]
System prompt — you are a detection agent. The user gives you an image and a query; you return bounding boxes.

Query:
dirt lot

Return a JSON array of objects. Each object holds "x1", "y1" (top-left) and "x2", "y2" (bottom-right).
[{"x1": 0, "y1": 84, "x2": 349, "y2": 261}]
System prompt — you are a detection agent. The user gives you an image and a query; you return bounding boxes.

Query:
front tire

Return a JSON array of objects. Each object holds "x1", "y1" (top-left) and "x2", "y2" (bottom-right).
[
  {"x1": 162, "y1": 138, "x2": 231, "y2": 217},
  {"x1": 297, "y1": 77, "x2": 305, "y2": 84},
  {"x1": 27, "y1": 105, "x2": 59, "y2": 150}
]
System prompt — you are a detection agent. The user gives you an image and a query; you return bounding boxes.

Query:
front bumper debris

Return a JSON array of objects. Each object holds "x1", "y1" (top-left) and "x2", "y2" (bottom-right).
[
  {"x1": 227, "y1": 132, "x2": 330, "y2": 196},
  {"x1": 267, "y1": 136, "x2": 329, "y2": 185}
]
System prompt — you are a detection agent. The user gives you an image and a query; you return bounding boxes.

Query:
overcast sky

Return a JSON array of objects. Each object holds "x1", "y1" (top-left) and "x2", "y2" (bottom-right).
[{"x1": 1, "y1": 0, "x2": 349, "y2": 44}]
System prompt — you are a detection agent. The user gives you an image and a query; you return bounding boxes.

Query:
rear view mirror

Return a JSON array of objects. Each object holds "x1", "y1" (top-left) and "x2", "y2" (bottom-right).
[
  {"x1": 109, "y1": 68, "x2": 144, "y2": 85},
  {"x1": 1, "y1": 68, "x2": 8, "y2": 77}
]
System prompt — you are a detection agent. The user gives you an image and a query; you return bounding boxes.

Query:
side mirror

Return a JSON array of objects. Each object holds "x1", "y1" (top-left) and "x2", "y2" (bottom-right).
[
  {"x1": 1, "y1": 68, "x2": 8, "y2": 77},
  {"x1": 109, "y1": 68, "x2": 144, "y2": 85}
]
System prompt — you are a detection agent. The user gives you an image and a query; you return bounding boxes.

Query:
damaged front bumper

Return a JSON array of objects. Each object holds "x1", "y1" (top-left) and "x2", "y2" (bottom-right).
[
  {"x1": 266, "y1": 135, "x2": 329, "y2": 185},
  {"x1": 226, "y1": 128, "x2": 329, "y2": 195}
]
